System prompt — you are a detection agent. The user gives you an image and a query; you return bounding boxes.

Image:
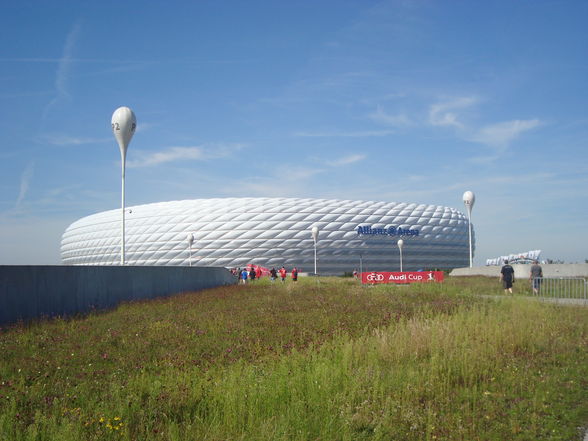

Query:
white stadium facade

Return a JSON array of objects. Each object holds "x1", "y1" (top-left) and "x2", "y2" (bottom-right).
[{"x1": 61, "y1": 198, "x2": 474, "y2": 275}]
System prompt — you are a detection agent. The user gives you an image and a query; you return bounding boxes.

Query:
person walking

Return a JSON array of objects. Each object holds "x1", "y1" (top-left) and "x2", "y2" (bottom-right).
[
  {"x1": 249, "y1": 267, "x2": 256, "y2": 282},
  {"x1": 291, "y1": 267, "x2": 298, "y2": 282},
  {"x1": 270, "y1": 267, "x2": 277, "y2": 282},
  {"x1": 240, "y1": 268, "x2": 248, "y2": 284},
  {"x1": 279, "y1": 266, "x2": 287, "y2": 283},
  {"x1": 529, "y1": 260, "x2": 543, "y2": 295},
  {"x1": 500, "y1": 260, "x2": 515, "y2": 294}
]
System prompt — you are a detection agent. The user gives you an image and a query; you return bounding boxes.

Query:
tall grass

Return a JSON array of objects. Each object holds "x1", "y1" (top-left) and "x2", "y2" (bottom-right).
[
  {"x1": 162, "y1": 299, "x2": 587, "y2": 441},
  {"x1": 0, "y1": 277, "x2": 586, "y2": 440}
]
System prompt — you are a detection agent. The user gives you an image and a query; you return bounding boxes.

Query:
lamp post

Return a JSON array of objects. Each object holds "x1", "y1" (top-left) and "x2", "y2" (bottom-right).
[
  {"x1": 187, "y1": 233, "x2": 194, "y2": 266},
  {"x1": 462, "y1": 190, "x2": 475, "y2": 268},
  {"x1": 311, "y1": 226, "x2": 319, "y2": 275},
  {"x1": 397, "y1": 239, "x2": 404, "y2": 272},
  {"x1": 111, "y1": 107, "x2": 136, "y2": 265}
]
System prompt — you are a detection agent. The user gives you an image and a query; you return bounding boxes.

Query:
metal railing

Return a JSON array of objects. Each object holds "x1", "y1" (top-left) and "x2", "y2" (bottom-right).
[{"x1": 532, "y1": 277, "x2": 587, "y2": 300}]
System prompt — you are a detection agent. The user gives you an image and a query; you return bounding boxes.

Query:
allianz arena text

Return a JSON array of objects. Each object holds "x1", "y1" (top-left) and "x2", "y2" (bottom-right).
[{"x1": 61, "y1": 198, "x2": 474, "y2": 275}]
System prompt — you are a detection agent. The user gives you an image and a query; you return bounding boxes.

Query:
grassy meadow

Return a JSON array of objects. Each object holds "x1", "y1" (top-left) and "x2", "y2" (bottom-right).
[{"x1": 0, "y1": 276, "x2": 586, "y2": 440}]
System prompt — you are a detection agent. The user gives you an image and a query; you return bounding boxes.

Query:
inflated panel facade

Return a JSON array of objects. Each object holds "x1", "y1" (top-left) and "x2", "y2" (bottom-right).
[{"x1": 61, "y1": 198, "x2": 474, "y2": 274}]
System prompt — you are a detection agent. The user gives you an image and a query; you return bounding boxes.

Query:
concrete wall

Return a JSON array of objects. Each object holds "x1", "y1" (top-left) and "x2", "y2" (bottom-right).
[
  {"x1": 0, "y1": 265, "x2": 236, "y2": 326},
  {"x1": 450, "y1": 264, "x2": 588, "y2": 279}
]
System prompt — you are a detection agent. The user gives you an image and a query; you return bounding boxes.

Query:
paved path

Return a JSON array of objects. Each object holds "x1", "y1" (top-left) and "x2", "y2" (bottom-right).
[
  {"x1": 480, "y1": 294, "x2": 588, "y2": 307},
  {"x1": 528, "y1": 295, "x2": 588, "y2": 307},
  {"x1": 537, "y1": 297, "x2": 588, "y2": 307}
]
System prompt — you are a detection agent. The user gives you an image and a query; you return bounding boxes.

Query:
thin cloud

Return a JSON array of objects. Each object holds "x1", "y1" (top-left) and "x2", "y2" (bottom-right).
[
  {"x1": 80, "y1": 61, "x2": 157, "y2": 77},
  {"x1": 221, "y1": 166, "x2": 325, "y2": 197},
  {"x1": 273, "y1": 166, "x2": 325, "y2": 181},
  {"x1": 327, "y1": 154, "x2": 366, "y2": 167},
  {"x1": 227, "y1": 178, "x2": 286, "y2": 197},
  {"x1": 0, "y1": 57, "x2": 132, "y2": 63},
  {"x1": 428, "y1": 96, "x2": 540, "y2": 156},
  {"x1": 40, "y1": 134, "x2": 110, "y2": 146},
  {"x1": 485, "y1": 171, "x2": 554, "y2": 185},
  {"x1": 0, "y1": 58, "x2": 66, "y2": 63},
  {"x1": 221, "y1": 177, "x2": 304, "y2": 198},
  {"x1": 469, "y1": 119, "x2": 541, "y2": 149},
  {"x1": 467, "y1": 154, "x2": 501, "y2": 165},
  {"x1": 43, "y1": 22, "x2": 82, "y2": 118},
  {"x1": 429, "y1": 96, "x2": 477, "y2": 129},
  {"x1": 368, "y1": 106, "x2": 412, "y2": 127},
  {"x1": 127, "y1": 143, "x2": 245, "y2": 168},
  {"x1": 55, "y1": 22, "x2": 82, "y2": 98},
  {"x1": 294, "y1": 129, "x2": 395, "y2": 138},
  {"x1": 16, "y1": 162, "x2": 35, "y2": 208},
  {"x1": 0, "y1": 90, "x2": 53, "y2": 99},
  {"x1": 135, "y1": 122, "x2": 155, "y2": 134}
]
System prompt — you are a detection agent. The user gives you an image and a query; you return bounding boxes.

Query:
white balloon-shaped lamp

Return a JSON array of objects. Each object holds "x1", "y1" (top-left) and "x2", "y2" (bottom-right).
[
  {"x1": 112, "y1": 106, "x2": 136, "y2": 265},
  {"x1": 462, "y1": 190, "x2": 475, "y2": 268},
  {"x1": 311, "y1": 226, "x2": 319, "y2": 275},
  {"x1": 187, "y1": 233, "x2": 194, "y2": 266},
  {"x1": 397, "y1": 239, "x2": 404, "y2": 272}
]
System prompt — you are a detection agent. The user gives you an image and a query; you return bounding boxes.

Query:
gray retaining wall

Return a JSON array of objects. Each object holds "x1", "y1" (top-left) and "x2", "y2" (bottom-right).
[
  {"x1": 450, "y1": 263, "x2": 588, "y2": 279},
  {"x1": 0, "y1": 265, "x2": 236, "y2": 326}
]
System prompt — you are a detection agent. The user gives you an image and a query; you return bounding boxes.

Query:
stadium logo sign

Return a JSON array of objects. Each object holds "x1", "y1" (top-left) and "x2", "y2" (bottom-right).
[
  {"x1": 366, "y1": 273, "x2": 385, "y2": 282},
  {"x1": 357, "y1": 225, "x2": 419, "y2": 237},
  {"x1": 361, "y1": 271, "x2": 444, "y2": 284}
]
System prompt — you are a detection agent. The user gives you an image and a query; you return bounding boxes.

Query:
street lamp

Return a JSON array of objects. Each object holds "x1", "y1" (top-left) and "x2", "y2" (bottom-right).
[
  {"x1": 187, "y1": 233, "x2": 194, "y2": 266},
  {"x1": 397, "y1": 239, "x2": 404, "y2": 272},
  {"x1": 462, "y1": 190, "x2": 475, "y2": 268},
  {"x1": 311, "y1": 226, "x2": 319, "y2": 275},
  {"x1": 111, "y1": 107, "x2": 136, "y2": 265}
]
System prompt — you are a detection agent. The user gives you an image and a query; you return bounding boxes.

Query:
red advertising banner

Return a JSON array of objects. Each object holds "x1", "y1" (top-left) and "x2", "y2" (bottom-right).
[{"x1": 361, "y1": 271, "x2": 444, "y2": 284}]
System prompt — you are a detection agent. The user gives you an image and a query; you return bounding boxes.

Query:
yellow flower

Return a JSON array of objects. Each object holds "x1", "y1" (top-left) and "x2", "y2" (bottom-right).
[
  {"x1": 99, "y1": 417, "x2": 105, "y2": 423},
  {"x1": 114, "y1": 416, "x2": 121, "y2": 421}
]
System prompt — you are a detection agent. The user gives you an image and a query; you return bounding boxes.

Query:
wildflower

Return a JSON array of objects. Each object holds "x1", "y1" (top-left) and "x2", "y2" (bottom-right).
[
  {"x1": 483, "y1": 391, "x2": 491, "y2": 396},
  {"x1": 99, "y1": 417, "x2": 105, "y2": 423}
]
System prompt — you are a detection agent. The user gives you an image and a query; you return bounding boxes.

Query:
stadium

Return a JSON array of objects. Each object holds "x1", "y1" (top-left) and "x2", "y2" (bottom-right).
[{"x1": 61, "y1": 198, "x2": 474, "y2": 274}]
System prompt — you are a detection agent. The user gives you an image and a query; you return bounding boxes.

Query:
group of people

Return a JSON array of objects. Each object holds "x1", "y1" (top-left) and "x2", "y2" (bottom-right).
[
  {"x1": 236, "y1": 266, "x2": 299, "y2": 284},
  {"x1": 499, "y1": 260, "x2": 543, "y2": 295}
]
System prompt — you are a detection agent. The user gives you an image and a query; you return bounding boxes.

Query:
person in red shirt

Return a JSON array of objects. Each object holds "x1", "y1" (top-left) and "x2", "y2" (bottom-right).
[
  {"x1": 279, "y1": 266, "x2": 287, "y2": 282},
  {"x1": 256, "y1": 266, "x2": 262, "y2": 280},
  {"x1": 291, "y1": 267, "x2": 298, "y2": 282}
]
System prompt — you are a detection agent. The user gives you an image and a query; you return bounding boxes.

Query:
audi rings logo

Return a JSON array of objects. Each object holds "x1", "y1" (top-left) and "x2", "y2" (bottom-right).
[{"x1": 366, "y1": 273, "x2": 384, "y2": 282}]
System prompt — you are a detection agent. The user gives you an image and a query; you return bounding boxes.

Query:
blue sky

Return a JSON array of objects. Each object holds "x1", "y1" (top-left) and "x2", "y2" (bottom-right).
[{"x1": 1, "y1": 0, "x2": 587, "y2": 265}]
